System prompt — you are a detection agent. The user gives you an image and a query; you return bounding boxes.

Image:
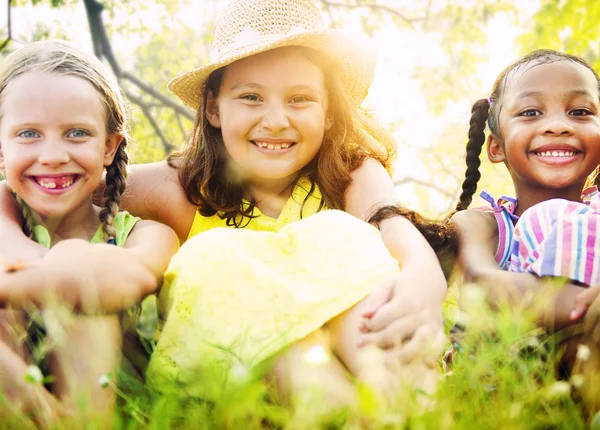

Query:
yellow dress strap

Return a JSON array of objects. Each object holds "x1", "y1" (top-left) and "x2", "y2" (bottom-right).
[{"x1": 186, "y1": 177, "x2": 326, "y2": 239}]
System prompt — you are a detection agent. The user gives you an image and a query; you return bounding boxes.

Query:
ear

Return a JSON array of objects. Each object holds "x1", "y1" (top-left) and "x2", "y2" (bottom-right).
[
  {"x1": 0, "y1": 141, "x2": 4, "y2": 171},
  {"x1": 206, "y1": 91, "x2": 221, "y2": 128},
  {"x1": 324, "y1": 116, "x2": 332, "y2": 132},
  {"x1": 104, "y1": 133, "x2": 123, "y2": 167},
  {"x1": 486, "y1": 133, "x2": 506, "y2": 164}
]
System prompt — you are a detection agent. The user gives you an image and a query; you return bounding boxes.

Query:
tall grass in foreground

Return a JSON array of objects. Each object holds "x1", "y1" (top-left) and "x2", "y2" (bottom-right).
[{"x1": 1, "y1": 283, "x2": 596, "y2": 429}]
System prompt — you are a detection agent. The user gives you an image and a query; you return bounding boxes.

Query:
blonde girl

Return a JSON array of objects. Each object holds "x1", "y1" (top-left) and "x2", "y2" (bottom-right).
[
  {"x1": 0, "y1": 0, "x2": 448, "y2": 414},
  {"x1": 0, "y1": 40, "x2": 178, "y2": 425}
]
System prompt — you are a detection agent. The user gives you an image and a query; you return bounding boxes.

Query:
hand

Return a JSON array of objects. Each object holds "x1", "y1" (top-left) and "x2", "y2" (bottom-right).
[
  {"x1": 570, "y1": 285, "x2": 600, "y2": 322},
  {"x1": 357, "y1": 271, "x2": 447, "y2": 366},
  {"x1": 0, "y1": 238, "x2": 156, "y2": 313}
]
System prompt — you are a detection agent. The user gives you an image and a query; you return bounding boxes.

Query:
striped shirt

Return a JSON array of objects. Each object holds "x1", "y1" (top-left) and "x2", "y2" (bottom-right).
[{"x1": 509, "y1": 187, "x2": 600, "y2": 286}]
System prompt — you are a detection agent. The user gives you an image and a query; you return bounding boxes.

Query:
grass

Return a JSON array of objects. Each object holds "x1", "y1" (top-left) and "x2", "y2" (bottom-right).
[{"x1": 1, "y1": 284, "x2": 597, "y2": 430}]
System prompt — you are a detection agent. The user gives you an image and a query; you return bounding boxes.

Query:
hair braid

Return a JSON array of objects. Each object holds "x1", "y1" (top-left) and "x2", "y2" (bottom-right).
[
  {"x1": 367, "y1": 205, "x2": 457, "y2": 256},
  {"x1": 99, "y1": 142, "x2": 128, "y2": 242},
  {"x1": 455, "y1": 98, "x2": 490, "y2": 212},
  {"x1": 10, "y1": 191, "x2": 36, "y2": 240}
]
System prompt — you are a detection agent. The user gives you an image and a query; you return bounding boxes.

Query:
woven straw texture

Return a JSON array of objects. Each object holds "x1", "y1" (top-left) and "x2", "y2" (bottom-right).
[{"x1": 168, "y1": 0, "x2": 375, "y2": 109}]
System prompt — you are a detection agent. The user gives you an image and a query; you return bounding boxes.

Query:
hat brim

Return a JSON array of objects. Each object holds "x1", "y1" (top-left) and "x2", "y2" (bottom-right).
[{"x1": 168, "y1": 29, "x2": 376, "y2": 110}]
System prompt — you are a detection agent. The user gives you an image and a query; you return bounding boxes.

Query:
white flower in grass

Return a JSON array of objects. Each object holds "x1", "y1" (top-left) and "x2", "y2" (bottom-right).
[
  {"x1": 306, "y1": 345, "x2": 329, "y2": 364},
  {"x1": 98, "y1": 373, "x2": 111, "y2": 389},
  {"x1": 230, "y1": 362, "x2": 249, "y2": 383},
  {"x1": 571, "y1": 374, "x2": 585, "y2": 389},
  {"x1": 25, "y1": 365, "x2": 43, "y2": 385},
  {"x1": 577, "y1": 344, "x2": 591, "y2": 362},
  {"x1": 546, "y1": 381, "x2": 571, "y2": 401}
]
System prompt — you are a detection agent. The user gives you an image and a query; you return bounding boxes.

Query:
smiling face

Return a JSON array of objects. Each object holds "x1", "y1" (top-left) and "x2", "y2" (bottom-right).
[
  {"x1": 206, "y1": 47, "x2": 330, "y2": 186},
  {"x1": 0, "y1": 72, "x2": 120, "y2": 221},
  {"x1": 489, "y1": 60, "x2": 600, "y2": 200}
]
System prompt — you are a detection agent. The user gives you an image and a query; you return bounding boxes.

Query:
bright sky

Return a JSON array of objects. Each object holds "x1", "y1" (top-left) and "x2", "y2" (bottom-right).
[{"x1": 1, "y1": 0, "x2": 541, "y2": 214}]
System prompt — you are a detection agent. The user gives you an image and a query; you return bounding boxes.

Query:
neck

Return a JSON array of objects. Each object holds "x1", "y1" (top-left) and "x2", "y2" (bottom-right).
[
  {"x1": 33, "y1": 200, "x2": 101, "y2": 244},
  {"x1": 513, "y1": 183, "x2": 585, "y2": 217},
  {"x1": 244, "y1": 175, "x2": 299, "y2": 218}
]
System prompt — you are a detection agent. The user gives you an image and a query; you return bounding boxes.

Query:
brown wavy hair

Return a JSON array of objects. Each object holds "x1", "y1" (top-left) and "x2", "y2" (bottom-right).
[{"x1": 168, "y1": 47, "x2": 395, "y2": 227}]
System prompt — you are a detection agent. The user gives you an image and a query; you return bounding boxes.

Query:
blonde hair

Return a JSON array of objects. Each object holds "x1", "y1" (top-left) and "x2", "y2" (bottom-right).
[{"x1": 0, "y1": 40, "x2": 129, "y2": 242}]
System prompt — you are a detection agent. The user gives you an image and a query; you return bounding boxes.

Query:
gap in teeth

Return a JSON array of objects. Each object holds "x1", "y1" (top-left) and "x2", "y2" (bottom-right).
[
  {"x1": 254, "y1": 141, "x2": 291, "y2": 149},
  {"x1": 38, "y1": 177, "x2": 74, "y2": 189}
]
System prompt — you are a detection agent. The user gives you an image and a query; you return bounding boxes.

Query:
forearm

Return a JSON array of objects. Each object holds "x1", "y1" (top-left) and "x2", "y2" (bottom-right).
[
  {"x1": 0, "y1": 182, "x2": 46, "y2": 259},
  {"x1": 379, "y1": 216, "x2": 447, "y2": 302},
  {"x1": 469, "y1": 268, "x2": 585, "y2": 331}
]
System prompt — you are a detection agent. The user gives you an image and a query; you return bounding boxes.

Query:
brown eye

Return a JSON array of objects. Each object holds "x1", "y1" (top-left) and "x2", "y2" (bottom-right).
[
  {"x1": 519, "y1": 109, "x2": 541, "y2": 117},
  {"x1": 570, "y1": 108, "x2": 592, "y2": 116}
]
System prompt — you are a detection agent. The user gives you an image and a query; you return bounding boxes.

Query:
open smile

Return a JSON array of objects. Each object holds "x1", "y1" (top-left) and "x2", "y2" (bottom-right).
[
  {"x1": 250, "y1": 140, "x2": 296, "y2": 152},
  {"x1": 529, "y1": 146, "x2": 583, "y2": 166},
  {"x1": 30, "y1": 174, "x2": 81, "y2": 194}
]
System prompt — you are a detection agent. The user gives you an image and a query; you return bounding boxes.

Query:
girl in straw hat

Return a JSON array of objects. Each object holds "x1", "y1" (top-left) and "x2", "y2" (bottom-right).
[{"x1": 0, "y1": 0, "x2": 450, "y2": 415}]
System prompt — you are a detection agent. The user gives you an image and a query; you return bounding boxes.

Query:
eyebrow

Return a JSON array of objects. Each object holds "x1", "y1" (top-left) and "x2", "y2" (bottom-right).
[
  {"x1": 229, "y1": 83, "x2": 322, "y2": 94},
  {"x1": 516, "y1": 89, "x2": 595, "y2": 100}
]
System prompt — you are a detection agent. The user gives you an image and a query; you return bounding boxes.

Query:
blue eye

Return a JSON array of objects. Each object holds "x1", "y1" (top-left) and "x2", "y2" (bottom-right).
[
  {"x1": 18, "y1": 130, "x2": 39, "y2": 138},
  {"x1": 68, "y1": 129, "x2": 89, "y2": 138}
]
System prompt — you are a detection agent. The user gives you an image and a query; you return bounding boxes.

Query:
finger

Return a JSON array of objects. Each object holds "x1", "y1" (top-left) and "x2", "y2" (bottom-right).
[
  {"x1": 359, "y1": 280, "x2": 395, "y2": 319},
  {"x1": 359, "y1": 317, "x2": 417, "y2": 349},
  {"x1": 571, "y1": 287, "x2": 600, "y2": 320},
  {"x1": 392, "y1": 327, "x2": 446, "y2": 366},
  {"x1": 363, "y1": 301, "x2": 416, "y2": 333}
]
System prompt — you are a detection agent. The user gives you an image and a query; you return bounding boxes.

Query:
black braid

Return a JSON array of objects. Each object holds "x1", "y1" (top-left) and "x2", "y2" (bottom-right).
[
  {"x1": 99, "y1": 142, "x2": 128, "y2": 242},
  {"x1": 368, "y1": 204, "x2": 458, "y2": 279},
  {"x1": 455, "y1": 98, "x2": 490, "y2": 212},
  {"x1": 368, "y1": 204, "x2": 457, "y2": 256}
]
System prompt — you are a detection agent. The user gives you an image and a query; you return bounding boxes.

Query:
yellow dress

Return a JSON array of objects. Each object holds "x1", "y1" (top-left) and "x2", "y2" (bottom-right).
[{"x1": 146, "y1": 178, "x2": 400, "y2": 399}]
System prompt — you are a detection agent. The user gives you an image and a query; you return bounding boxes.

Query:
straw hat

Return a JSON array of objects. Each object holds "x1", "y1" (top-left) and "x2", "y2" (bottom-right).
[{"x1": 168, "y1": 0, "x2": 376, "y2": 110}]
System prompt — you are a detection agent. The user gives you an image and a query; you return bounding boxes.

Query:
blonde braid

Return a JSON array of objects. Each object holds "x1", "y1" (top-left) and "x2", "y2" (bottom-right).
[
  {"x1": 8, "y1": 188, "x2": 36, "y2": 240},
  {"x1": 99, "y1": 142, "x2": 128, "y2": 243}
]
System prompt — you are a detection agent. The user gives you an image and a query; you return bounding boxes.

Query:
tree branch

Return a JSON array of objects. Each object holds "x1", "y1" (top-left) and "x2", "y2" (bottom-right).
[
  {"x1": 123, "y1": 89, "x2": 176, "y2": 154},
  {"x1": 0, "y1": 0, "x2": 12, "y2": 51},
  {"x1": 319, "y1": 0, "x2": 426, "y2": 28},
  {"x1": 122, "y1": 71, "x2": 194, "y2": 120},
  {"x1": 393, "y1": 176, "x2": 455, "y2": 198}
]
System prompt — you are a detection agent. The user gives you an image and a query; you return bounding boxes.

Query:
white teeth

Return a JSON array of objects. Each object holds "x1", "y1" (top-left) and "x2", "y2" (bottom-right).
[
  {"x1": 40, "y1": 179, "x2": 57, "y2": 189},
  {"x1": 254, "y1": 141, "x2": 292, "y2": 150},
  {"x1": 537, "y1": 150, "x2": 576, "y2": 157},
  {"x1": 37, "y1": 177, "x2": 73, "y2": 189}
]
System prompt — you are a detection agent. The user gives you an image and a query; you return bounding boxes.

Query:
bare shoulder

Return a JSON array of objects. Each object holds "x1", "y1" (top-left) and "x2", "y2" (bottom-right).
[
  {"x1": 451, "y1": 209, "x2": 497, "y2": 235},
  {"x1": 124, "y1": 161, "x2": 196, "y2": 242},
  {"x1": 450, "y1": 209, "x2": 500, "y2": 274},
  {"x1": 125, "y1": 219, "x2": 179, "y2": 249}
]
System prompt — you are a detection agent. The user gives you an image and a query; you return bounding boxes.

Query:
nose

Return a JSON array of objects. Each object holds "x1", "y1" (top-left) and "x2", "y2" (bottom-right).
[
  {"x1": 541, "y1": 113, "x2": 574, "y2": 136},
  {"x1": 38, "y1": 138, "x2": 70, "y2": 166},
  {"x1": 261, "y1": 101, "x2": 290, "y2": 132}
]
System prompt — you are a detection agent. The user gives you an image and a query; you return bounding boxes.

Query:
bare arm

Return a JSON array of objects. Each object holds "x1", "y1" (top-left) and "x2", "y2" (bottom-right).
[
  {"x1": 122, "y1": 161, "x2": 196, "y2": 243},
  {"x1": 346, "y1": 159, "x2": 447, "y2": 361},
  {"x1": 451, "y1": 209, "x2": 586, "y2": 332},
  {"x1": 0, "y1": 182, "x2": 47, "y2": 260},
  {"x1": 0, "y1": 220, "x2": 179, "y2": 314},
  {"x1": 344, "y1": 158, "x2": 446, "y2": 302}
]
